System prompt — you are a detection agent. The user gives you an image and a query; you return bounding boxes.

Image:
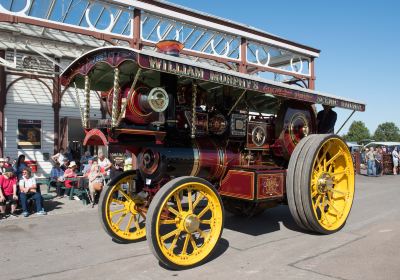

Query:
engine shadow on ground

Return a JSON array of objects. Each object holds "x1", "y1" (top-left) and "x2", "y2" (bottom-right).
[{"x1": 223, "y1": 205, "x2": 308, "y2": 236}]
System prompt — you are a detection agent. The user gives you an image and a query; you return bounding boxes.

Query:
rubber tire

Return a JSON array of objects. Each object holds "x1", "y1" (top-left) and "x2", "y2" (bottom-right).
[
  {"x1": 286, "y1": 134, "x2": 354, "y2": 234},
  {"x1": 98, "y1": 170, "x2": 141, "y2": 243},
  {"x1": 146, "y1": 176, "x2": 224, "y2": 270}
]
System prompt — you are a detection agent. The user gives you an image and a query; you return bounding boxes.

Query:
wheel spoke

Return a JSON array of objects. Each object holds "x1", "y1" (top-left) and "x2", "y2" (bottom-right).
[
  {"x1": 313, "y1": 195, "x2": 322, "y2": 211},
  {"x1": 326, "y1": 200, "x2": 342, "y2": 217},
  {"x1": 161, "y1": 228, "x2": 180, "y2": 242},
  {"x1": 125, "y1": 214, "x2": 134, "y2": 232},
  {"x1": 197, "y1": 205, "x2": 210, "y2": 219},
  {"x1": 115, "y1": 213, "x2": 126, "y2": 227},
  {"x1": 189, "y1": 234, "x2": 198, "y2": 250},
  {"x1": 167, "y1": 206, "x2": 181, "y2": 217},
  {"x1": 197, "y1": 228, "x2": 208, "y2": 239},
  {"x1": 160, "y1": 219, "x2": 176, "y2": 225},
  {"x1": 133, "y1": 215, "x2": 140, "y2": 229},
  {"x1": 110, "y1": 208, "x2": 126, "y2": 218},
  {"x1": 318, "y1": 204, "x2": 331, "y2": 226},
  {"x1": 110, "y1": 198, "x2": 124, "y2": 205},
  {"x1": 182, "y1": 233, "x2": 190, "y2": 255},
  {"x1": 169, "y1": 230, "x2": 181, "y2": 251},
  {"x1": 192, "y1": 193, "x2": 205, "y2": 210},
  {"x1": 117, "y1": 187, "x2": 132, "y2": 201},
  {"x1": 174, "y1": 193, "x2": 183, "y2": 213},
  {"x1": 316, "y1": 142, "x2": 332, "y2": 171},
  {"x1": 327, "y1": 186, "x2": 348, "y2": 197},
  {"x1": 311, "y1": 189, "x2": 318, "y2": 198},
  {"x1": 326, "y1": 148, "x2": 344, "y2": 166},
  {"x1": 200, "y1": 219, "x2": 211, "y2": 225},
  {"x1": 188, "y1": 189, "x2": 193, "y2": 213}
]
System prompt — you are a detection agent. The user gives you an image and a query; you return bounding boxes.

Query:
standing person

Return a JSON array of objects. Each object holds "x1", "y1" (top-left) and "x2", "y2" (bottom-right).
[
  {"x1": 98, "y1": 151, "x2": 112, "y2": 176},
  {"x1": 317, "y1": 105, "x2": 337, "y2": 134},
  {"x1": 63, "y1": 161, "x2": 78, "y2": 197},
  {"x1": 0, "y1": 170, "x2": 18, "y2": 218},
  {"x1": 50, "y1": 162, "x2": 65, "y2": 199},
  {"x1": 88, "y1": 160, "x2": 103, "y2": 206},
  {"x1": 51, "y1": 148, "x2": 65, "y2": 165},
  {"x1": 365, "y1": 147, "x2": 376, "y2": 177},
  {"x1": 375, "y1": 147, "x2": 383, "y2": 176},
  {"x1": 123, "y1": 150, "x2": 134, "y2": 171},
  {"x1": 14, "y1": 155, "x2": 28, "y2": 180},
  {"x1": 19, "y1": 168, "x2": 46, "y2": 217},
  {"x1": 392, "y1": 147, "x2": 399, "y2": 175}
]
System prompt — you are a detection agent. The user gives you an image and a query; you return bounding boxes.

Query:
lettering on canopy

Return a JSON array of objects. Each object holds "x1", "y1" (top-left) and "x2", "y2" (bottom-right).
[{"x1": 139, "y1": 54, "x2": 365, "y2": 112}]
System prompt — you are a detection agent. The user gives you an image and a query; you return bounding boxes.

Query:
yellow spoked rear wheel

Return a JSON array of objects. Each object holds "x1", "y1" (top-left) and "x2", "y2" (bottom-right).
[
  {"x1": 99, "y1": 170, "x2": 147, "y2": 242},
  {"x1": 287, "y1": 134, "x2": 355, "y2": 234},
  {"x1": 146, "y1": 176, "x2": 224, "y2": 269},
  {"x1": 311, "y1": 137, "x2": 354, "y2": 231}
]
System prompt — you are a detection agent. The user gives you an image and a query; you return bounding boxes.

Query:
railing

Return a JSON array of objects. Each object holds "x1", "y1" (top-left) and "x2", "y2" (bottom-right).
[{"x1": 0, "y1": 0, "x2": 318, "y2": 86}]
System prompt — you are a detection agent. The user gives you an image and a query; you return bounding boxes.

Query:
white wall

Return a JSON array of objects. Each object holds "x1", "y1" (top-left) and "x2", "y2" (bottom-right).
[{"x1": 4, "y1": 75, "x2": 54, "y2": 176}]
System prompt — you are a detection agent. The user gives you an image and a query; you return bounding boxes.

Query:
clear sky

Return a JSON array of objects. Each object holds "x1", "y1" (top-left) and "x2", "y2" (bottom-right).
[{"x1": 166, "y1": 0, "x2": 400, "y2": 135}]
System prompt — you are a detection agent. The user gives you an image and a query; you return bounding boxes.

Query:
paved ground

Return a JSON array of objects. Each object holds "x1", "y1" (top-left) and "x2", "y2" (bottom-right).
[{"x1": 1, "y1": 174, "x2": 399, "y2": 280}]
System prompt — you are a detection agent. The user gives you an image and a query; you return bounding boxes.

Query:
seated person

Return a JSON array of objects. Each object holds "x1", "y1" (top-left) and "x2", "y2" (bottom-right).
[
  {"x1": 0, "y1": 169, "x2": 18, "y2": 218},
  {"x1": 0, "y1": 158, "x2": 7, "y2": 174},
  {"x1": 19, "y1": 168, "x2": 47, "y2": 217},
  {"x1": 50, "y1": 162, "x2": 65, "y2": 199},
  {"x1": 64, "y1": 161, "x2": 78, "y2": 197},
  {"x1": 317, "y1": 105, "x2": 337, "y2": 134},
  {"x1": 82, "y1": 157, "x2": 94, "y2": 177},
  {"x1": 60, "y1": 158, "x2": 70, "y2": 171}
]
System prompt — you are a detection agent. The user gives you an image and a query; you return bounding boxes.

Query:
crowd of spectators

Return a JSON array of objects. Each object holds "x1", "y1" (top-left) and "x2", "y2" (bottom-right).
[
  {"x1": 361, "y1": 145, "x2": 400, "y2": 177},
  {"x1": 0, "y1": 148, "x2": 136, "y2": 220}
]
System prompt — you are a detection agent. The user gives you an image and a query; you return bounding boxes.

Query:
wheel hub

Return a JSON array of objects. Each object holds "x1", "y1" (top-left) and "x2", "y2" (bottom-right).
[
  {"x1": 184, "y1": 214, "x2": 200, "y2": 233},
  {"x1": 317, "y1": 173, "x2": 334, "y2": 193}
]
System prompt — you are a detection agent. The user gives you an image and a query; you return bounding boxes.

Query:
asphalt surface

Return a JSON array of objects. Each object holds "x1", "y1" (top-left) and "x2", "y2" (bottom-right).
[{"x1": 1, "y1": 174, "x2": 400, "y2": 280}]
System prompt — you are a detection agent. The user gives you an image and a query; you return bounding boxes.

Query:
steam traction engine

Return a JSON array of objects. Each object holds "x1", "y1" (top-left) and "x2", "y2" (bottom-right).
[{"x1": 61, "y1": 35, "x2": 365, "y2": 269}]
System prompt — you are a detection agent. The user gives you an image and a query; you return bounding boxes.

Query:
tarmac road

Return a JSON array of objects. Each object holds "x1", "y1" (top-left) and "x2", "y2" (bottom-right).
[{"x1": 1, "y1": 174, "x2": 400, "y2": 280}]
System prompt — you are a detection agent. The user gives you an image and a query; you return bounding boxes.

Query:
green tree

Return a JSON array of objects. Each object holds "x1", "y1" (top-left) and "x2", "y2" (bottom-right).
[
  {"x1": 343, "y1": 121, "x2": 370, "y2": 143},
  {"x1": 373, "y1": 122, "x2": 400, "y2": 141}
]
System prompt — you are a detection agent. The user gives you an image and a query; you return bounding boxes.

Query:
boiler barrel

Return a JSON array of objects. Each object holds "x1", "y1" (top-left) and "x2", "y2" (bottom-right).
[{"x1": 138, "y1": 139, "x2": 240, "y2": 183}]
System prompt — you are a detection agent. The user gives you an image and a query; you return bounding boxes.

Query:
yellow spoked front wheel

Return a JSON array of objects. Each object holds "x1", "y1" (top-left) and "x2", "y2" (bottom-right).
[
  {"x1": 99, "y1": 170, "x2": 147, "y2": 243},
  {"x1": 146, "y1": 176, "x2": 224, "y2": 269},
  {"x1": 286, "y1": 134, "x2": 355, "y2": 234}
]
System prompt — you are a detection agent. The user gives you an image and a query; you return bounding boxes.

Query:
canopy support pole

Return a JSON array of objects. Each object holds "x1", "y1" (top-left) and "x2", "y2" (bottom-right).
[
  {"x1": 111, "y1": 67, "x2": 120, "y2": 128},
  {"x1": 74, "y1": 82, "x2": 86, "y2": 129},
  {"x1": 227, "y1": 89, "x2": 247, "y2": 116},
  {"x1": 191, "y1": 83, "x2": 197, "y2": 139},
  {"x1": 116, "y1": 68, "x2": 142, "y2": 127},
  {"x1": 335, "y1": 110, "x2": 356, "y2": 135},
  {"x1": 84, "y1": 75, "x2": 90, "y2": 129}
]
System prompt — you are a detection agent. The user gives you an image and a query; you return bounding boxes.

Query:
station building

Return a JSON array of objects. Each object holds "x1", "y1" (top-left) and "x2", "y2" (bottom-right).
[{"x1": 0, "y1": 0, "x2": 319, "y2": 175}]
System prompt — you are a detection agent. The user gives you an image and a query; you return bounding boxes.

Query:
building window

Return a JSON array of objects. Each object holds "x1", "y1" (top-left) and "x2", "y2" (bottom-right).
[{"x1": 17, "y1": 119, "x2": 41, "y2": 149}]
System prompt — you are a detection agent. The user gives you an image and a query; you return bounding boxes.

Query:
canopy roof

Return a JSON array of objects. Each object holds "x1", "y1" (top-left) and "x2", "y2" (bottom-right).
[
  {"x1": 365, "y1": 142, "x2": 400, "y2": 147},
  {"x1": 61, "y1": 46, "x2": 365, "y2": 112}
]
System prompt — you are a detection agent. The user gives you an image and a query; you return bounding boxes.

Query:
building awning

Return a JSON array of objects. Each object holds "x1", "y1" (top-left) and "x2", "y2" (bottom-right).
[
  {"x1": 61, "y1": 46, "x2": 366, "y2": 112},
  {"x1": 83, "y1": 129, "x2": 108, "y2": 146}
]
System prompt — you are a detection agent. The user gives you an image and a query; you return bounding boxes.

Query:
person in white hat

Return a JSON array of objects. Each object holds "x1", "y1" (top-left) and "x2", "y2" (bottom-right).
[{"x1": 63, "y1": 161, "x2": 78, "y2": 197}]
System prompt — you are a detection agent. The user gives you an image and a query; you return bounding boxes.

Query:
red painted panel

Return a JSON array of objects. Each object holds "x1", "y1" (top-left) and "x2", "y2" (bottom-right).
[
  {"x1": 219, "y1": 170, "x2": 254, "y2": 200},
  {"x1": 257, "y1": 173, "x2": 284, "y2": 199}
]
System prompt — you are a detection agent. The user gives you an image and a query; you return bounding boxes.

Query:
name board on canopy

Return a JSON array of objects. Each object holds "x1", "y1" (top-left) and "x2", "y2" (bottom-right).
[{"x1": 139, "y1": 54, "x2": 365, "y2": 112}]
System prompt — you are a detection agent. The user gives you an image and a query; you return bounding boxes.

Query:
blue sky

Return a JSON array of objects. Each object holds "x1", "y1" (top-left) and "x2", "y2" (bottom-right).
[{"x1": 167, "y1": 0, "x2": 400, "y2": 135}]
